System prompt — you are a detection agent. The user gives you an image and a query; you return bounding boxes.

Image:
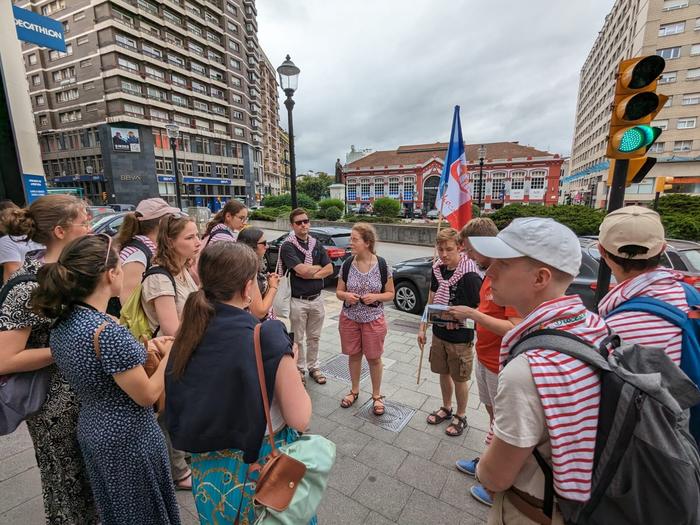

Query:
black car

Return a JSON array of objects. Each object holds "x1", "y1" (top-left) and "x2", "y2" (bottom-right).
[
  {"x1": 392, "y1": 237, "x2": 700, "y2": 314},
  {"x1": 263, "y1": 227, "x2": 353, "y2": 278}
]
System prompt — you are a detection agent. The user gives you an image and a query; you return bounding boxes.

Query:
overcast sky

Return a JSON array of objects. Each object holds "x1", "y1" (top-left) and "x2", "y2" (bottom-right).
[{"x1": 257, "y1": 0, "x2": 615, "y2": 174}]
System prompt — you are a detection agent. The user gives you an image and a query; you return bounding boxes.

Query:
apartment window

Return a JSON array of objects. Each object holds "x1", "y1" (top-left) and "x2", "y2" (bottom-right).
[
  {"x1": 659, "y1": 21, "x2": 685, "y2": 36},
  {"x1": 55, "y1": 88, "x2": 79, "y2": 103},
  {"x1": 77, "y1": 35, "x2": 89, "y2": 45},
  {"x1": 173, "y1": 114, "x2": 189, "y2": 126},
  {"x1": 211, "y1": 104, "x2": 225, "y2": 115},
  {"x1": 80, "y1": 59, "x2": 92, "y2": 68},
  {"x1": 696, "y1": 18, "x2": 700, "y2": 30},
  {"x1": 52, "y1": 66, "x2": 75, "y2": 83},
  {"x1": 664, "y1": 96, "x2": 673, "y2": 107},
  {"x1": 35, "y1": 94, "x2": 45, "y2": 105},
  {"x1": 143, "y1": 66, "x2": 164, "y2": 82},
  {"x1": 187, "y1": 22, "x2": 203, "y2": 37},
  {"x1": 191, "y1": 62, "x2": 207, "y2": 76},
  {"x1": 163, "y1": 11, "x2": 182, "y2": 26},
  {"x1": 206, "y1": 32, "x2": 222, "y2": 45},
  {"x1": 164, "y1": 32, "x2": 183, "y2": 46},
  {"x1": 121, "y1": 79, "x2": 142, "y2": 96},
  {"x1": 232, "y1": 110, "x2": 243, "y2": 120},
  {"x1": 231, "y1": 76, "x2": 242, "y2": 88},
  {"x1": 659, "y1": 71, "x2": 677, "y2": 83},
  {"x1": 211, "y1": 87, "x2": 225, "y2": 99},
  {"x1": 227, "y1": 2, "x2": 238, "y2": 15},
  {"x1": 39, "y1": 115, "x2": 48, "y2": 126},
  {"x1": 171, "y1": 93, "x2": 188, "y2": 107},
  {"x1": 83, "y1": 81, "x2": 94, "y2": 90},
  {"x1": 167, "y1": 53, "x2": 185, "y2": 68},
  {"x1": 116, "y1": 34, "x2": 137, "y2": 50},
  {"x1": 59, "y1": 110, "x2": 81, "y2": 123},
  {"x1": 663, "y1": 0, "x2": 688, "y2": 10},
  {"x1": 227, "y1": 21, "x2": 239, "y2": 33},
  {"x1": 84, "y1": 103, "x2": 97, "y2": 114},
  {"x1": 688, "y1": 68, "x2": 700, "y2": 80},
  {"x1": 691, "y1": 43, "x2": 700, "y2": 56},
  {"x1": 649, "y1": 142, "x2": 665, "y2": 153},
  {"x1": 193, "y1": 100, "x2": 209, "y2": 112},
  {"x1": 48, "y1": 44, "x2": 73, "y2": 61},
  {"x1": 140, "y1": 21, "x2": 159, "y2": 37},
  {"x1": 28, "y1": 54, "x2": 38, "y2": 65},
  {"x1": 677, "y1": 117, "x2": 697, "y2": 129},
  {"x1": 144, "y1": 87, "x2": 163, "y2": 101},
  {"x1": 150, "y1": 108, "x2": 169, "y2": 122},
  {"x1": 192, "y1": 81, "x2": 207, "y2": 94},
  {"x1": 194, "y1": 119, "x2": 209, "y2": 131},
  {"x1": 124, "y1": 103, "x2": 145, "y2": 116},
  {"x1": 232, "y1": 93, "x2": 242, "y2": 103},
  {"x1": 142, "y1": 44, "x2": 162, "y2": 59},
  {"x1": 188, "y1": 42, "x2": 205, "y2": 56},
  {"x1": 31, "y1": 74, "x2": 40, "y2": 85},
  {"x1": 207, "y1": 50, "x2": 223, "y2": 63},
  {"x1": 674, "y1": 140, "x2": 693, "y2": 151},
  {"x1": 210, "y1": 69, "x2": 224, "y2": 82},
  {"x1": 657, "y1": 47, "x2": 681, "y2": 60},
  {"x1": 137, "y1": 0, "x2": 158, "y2": 15},
  {"x1": 117, "y1": 57, "x2": 139, "y2": 72},
  {"x1": 510, "y1": 171, "x2": 525, "y2": 190},
  {"x1": 171, "y1": 73, "x2": 187, "y2": 87},
  {"x1": 683, "y1": 93, "x2": 700, "y2": 105},
  {"x1": 230, "y1": 41, "x2": 240, "y2": 52},
  {"x1": 229, "y1": 58, "x2": 240, "y2": 70},
  {"x1": 41, "y1": 0, "x2": 65, "y2": 16},
  {"x1": 73, "y1": 11, "x2": 85, "y2": 21}
]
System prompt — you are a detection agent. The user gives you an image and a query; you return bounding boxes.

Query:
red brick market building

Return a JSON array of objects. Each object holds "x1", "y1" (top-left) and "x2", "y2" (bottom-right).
[{"x1": 343, "y1": 141, "x2": 563, "y2": 214}]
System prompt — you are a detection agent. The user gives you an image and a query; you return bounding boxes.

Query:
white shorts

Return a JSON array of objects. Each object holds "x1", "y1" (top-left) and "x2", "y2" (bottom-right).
[{"x1": 475, "y1": 360, "x2": 498, "y2": 408}]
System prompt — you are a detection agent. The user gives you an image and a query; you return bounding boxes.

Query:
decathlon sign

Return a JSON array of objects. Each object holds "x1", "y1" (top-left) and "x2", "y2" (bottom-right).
[{"x1": 13, "y1": 5, "x2": 66, "y2": 52}]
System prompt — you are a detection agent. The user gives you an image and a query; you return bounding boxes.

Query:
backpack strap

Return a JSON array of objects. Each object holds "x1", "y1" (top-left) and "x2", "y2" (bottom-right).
[
  {"x1": 142, "y1": 266, "x2": 177, "y2": 296},
  {"x1": 378, "y1": 256, "x2": 388, "y2": 293},
  {"x1": 204, "y1": 227, "x2": 234, "y2": 248},
  {"x1": 340, "y1": 256, "x2": 355, "y2": 283},
  {"x1": 125, "y1": 237, "x2": 153, "y2": 268},
  {"x1": 508, "y1": 328, "x2": 613, "y2": 371},
  {"x1": 0, "y1": 274, "x2": 38, "y2": 308}
]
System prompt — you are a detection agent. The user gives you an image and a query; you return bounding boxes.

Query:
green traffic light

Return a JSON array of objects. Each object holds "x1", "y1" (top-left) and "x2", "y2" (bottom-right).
[{"x1": 618, "y1": 125, "x2": 661, "y2": 153}]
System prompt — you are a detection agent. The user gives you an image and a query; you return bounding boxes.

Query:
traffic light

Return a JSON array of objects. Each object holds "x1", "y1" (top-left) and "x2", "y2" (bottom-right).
[
  {"x1": 606, "y1": 55, "x2": 668, "y2": 160},
  {"x1": 654, "y1": 176, "x2": 674, "y2": 193},
  {"x1": 607, "y1": 157, "x2": 657, "y2": 186},
  {"x1": 101, "y1": 191, "x2": 107, "y2": 202}
]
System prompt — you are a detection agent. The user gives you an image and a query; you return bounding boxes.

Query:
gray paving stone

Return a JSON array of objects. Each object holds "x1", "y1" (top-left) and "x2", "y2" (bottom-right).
[
  {"x1": 317, "y1": 487, "x2": 370, "y2": 525},
  {"x1": 0, "y1": 494, "x2": 44, "y2": 524},
  {"x1": 366, "y1": 510, "x2": 398, "y2": 525},
  {"x1": 393, "y1": 426, "x2": 439, "y2": 459},
  {"x1": 416, "y1": 379, "x2": 444, "y2": 397},
  {"x1": 0, "y1": 449, "x2": 37, "y2": 483},
  {"x1": 395, "y1": 454, "x2": 449, "y2": 498},
  {"x1": 0, "y1": 425, "x2": 34, "y2": 460},
  {"x1": 398, "y1": 488, "x2": 464, "y2": 525},
  {"x1": 431, "y1": 439, "x2": 481, "y2": 470},
  {"x1": 326, "y1": 405, "x2": 366, "y2": 430},
  {"x1": 465, "y1": 407, "x2": 492, "y2": 433},
  {"x1": 357, "y1": 420, "x2": 399, "y2": 445},
  {"x1": 328, "y1": 454, "x2": 371, "y2": 496},
  {"x1": 462, "y1": 428, "x2": 489, "y2": 453},
  {"x1": 390, "y1": 388, "x2": 428, "y2": 409},
  {"x1": 355, "y1": 440, "x2": 408, "y2": 476},
  {"x1": 439, "y1": 470, "x2": 490, "y2": 522},
  {"x1": 352, "y1": 470, "x2": 413, "y2": 521},
  {"x1": 310, "y1": 392, "x2": 344, "y2": 417},
  {"x1": 327, "y1": 425, "x2": 372, "y2": 458},
  {"x1": 0, "y1": 467, "x2": 42, "y2": 514},
  {"x1": 308, "y1": 413, "x2": 339, "y2": 437}
]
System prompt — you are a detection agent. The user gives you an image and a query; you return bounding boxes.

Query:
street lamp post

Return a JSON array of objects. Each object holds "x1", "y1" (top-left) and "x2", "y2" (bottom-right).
[
  {"x1": 277, "y1": 55, "x2": 300, "y2": 209},
  {"x1": 477, "y1": 144, "x2": 486, "y2": 210},
  {"x1": 165, "y1": 123, "x2": 182, "y2": 210}
]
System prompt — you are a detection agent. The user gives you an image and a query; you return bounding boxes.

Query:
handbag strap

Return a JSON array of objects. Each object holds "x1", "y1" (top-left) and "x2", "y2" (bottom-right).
[
  {"x1": 93, "y1": 321, "x2": 110, "y2": 359},
  {"x1": 253, "y1": 323, "x2": 278, "y2": 455}
]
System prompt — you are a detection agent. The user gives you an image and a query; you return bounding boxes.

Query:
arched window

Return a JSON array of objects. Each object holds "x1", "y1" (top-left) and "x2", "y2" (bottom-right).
[
  {"x1": 530, "y1": 170, "x2": 547, "y2": 190},
  {"x1": 510, "y1": 171, "x2": 525, "y2": 190},
  {"x1": 388, "y1": 177, "x2": 400, "y2": 198},
  {"x1": 403, "y1": 177, "x2": 415, "y2": 201},
  {"x1": 374, "y1": 178, "x2": 385, "y2": 198},
  {"x1": 360, "y1": 178, "x2": 371, "y2": 200},
  {"x1": 491, "y1": 172, "x2": 506, "y2": 198}
]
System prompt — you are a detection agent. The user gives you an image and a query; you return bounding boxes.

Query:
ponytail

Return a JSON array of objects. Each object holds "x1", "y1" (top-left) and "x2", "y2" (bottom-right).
[
  {"x1": 170, "y1": 290, "x2": 215, "y2": 379},
  {"x1": 115, "y1": 212, "x2": 161, "y2": 250},
  {"x1": 0, "y1": 194, "x2": 84, "y2": 245},
  {"x1": 204, "y1": 200, "x2": 245, "y2": 237}
]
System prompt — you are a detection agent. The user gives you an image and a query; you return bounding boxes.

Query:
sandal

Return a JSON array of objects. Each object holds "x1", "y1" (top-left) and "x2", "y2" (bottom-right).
[
  {"x1": 426, "y1": 407, "x2": 453, "y2": 425},
  {"x1": 445, "y1": 415, "x2": 468, "y2": 437},
  {"x1": 175, "y1": 472, "x2": 192, "y2": 491},
  {"x1": 340, "y1": 391, "x2": 359, "y2": 408},
  {"x1": 372, "y1": 395, "x2": 385, "y2": 416},
  {"x1": 309, "y1": 368, "x2": 327, "y2": 385}
]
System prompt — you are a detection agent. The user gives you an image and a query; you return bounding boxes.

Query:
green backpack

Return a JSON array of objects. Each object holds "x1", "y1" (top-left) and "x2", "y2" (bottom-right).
[{"x1": 119, "y1": 266, "x2": 176, "y2": 342}]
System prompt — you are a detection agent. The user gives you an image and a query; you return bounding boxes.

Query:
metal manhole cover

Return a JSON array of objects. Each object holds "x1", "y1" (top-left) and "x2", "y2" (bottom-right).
[
  {"x1": 354, "y1": 399, "x2": 416, "y2": 433},
  {"x1": 319, "y1": 354, "x2": 370, "y2": 383}
]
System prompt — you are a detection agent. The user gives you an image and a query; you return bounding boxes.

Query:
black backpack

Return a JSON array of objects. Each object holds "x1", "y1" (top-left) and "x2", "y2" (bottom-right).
[
  {"x1": 509, "y1": 329, "x2": 700, "y2": 525},
  {"x1": 106, "y1": 238, "x2": 154, "y2": 318},
  {"x1": 340, "y1": 256, "x2": 389, "y2": 292}
]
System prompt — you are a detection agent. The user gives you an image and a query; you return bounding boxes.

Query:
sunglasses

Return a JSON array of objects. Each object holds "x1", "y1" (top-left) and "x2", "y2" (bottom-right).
[
  {"x1": 90, "y1": 233, "x2": 113, "y2": 268},
  {"x1": 294, "y1": 219, "x2": 310, "y2": 226},
  {"x1": 257, "y1": 240, "x2": 267, "y2": 246}
]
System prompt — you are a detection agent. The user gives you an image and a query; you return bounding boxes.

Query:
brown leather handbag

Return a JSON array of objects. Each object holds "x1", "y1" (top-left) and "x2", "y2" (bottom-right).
[{"x1": 251, "y1": 323, "x2": 307, "y2": 512}]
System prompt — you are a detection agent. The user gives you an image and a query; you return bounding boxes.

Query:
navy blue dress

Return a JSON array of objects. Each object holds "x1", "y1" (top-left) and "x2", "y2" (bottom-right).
[{"x1": 50, "y1": 305, "x2": 180, "y2": 525}]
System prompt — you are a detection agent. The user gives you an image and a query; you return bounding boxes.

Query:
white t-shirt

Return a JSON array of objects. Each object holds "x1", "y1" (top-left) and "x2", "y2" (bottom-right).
[
  {"x1": 121, "y1": 250, "x2": 148, "y2": 267},
  {"x1": 0, "y1": 236, "x2": 44, "y2": 265}
]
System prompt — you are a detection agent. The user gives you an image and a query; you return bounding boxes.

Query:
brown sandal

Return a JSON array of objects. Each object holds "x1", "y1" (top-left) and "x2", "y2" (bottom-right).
[
  {"x1": 309, "y1": 368, "x2": 327, "y2": 385},
  {"x1": 427, "y1": 407, "x2": 453, "y2": 425},
  {"x1": 340, "y1": 391, "x2": 359, "y2": 408},
  {"x1": 445, "y1": 415, "x2": 468, "y2": 437},
  {"x1": 372, "y1": 395, "x2": 385, "y2": 416}
]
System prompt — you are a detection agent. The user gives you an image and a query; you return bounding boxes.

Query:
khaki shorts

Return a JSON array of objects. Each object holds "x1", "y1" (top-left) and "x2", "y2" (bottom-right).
[{"x1": 429, "y1": 335, "x2": 474, "y2": 382}]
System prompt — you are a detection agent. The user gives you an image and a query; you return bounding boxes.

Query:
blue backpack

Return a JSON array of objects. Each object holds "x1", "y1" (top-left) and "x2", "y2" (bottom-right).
[{"x1": 607, "y1": 282, "x2": 700, "y2": 446}]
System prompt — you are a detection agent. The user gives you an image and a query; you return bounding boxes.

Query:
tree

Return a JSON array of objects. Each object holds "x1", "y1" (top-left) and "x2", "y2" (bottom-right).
[
  {"x1": 324, "y1": 206, "x2": 342, "y2": 221},
  {"x1": 373, "y1": 197, "x2": 401, "y2": 218},
  {"x1": 260, "y1": 192, "x2": 317, "y2": 210},
  {"x1": 297, "y1": 173, "x2": 333, "y2": 201}
]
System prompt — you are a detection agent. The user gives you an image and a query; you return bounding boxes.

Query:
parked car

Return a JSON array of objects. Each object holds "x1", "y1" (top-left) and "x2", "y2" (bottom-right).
[
  {"x1": 110, "y1": 204, "x2": 136, "y2": 212},
  {"x1": 357, "y1": 204, "x2": 371, "y2": 215},
  {"x1": 263, "y1": 227, "x2": 352, "y2": 278},
  {"x1": 87, "y1": 206, "x2": 114, "y2": 220},
  {"x1": 392, "y1": 237, "x2": 700, "y2": 314},
  {"x1": 91, "y1": 212, "x2": 127, "y2": 236},
  {"x1": 426, "y1": 209, "x2": 440, "y2": 220}
]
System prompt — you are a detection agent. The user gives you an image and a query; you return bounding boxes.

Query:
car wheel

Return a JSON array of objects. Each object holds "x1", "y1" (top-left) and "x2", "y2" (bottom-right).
[{"x1": 394, "y1": 281, "x2": 422, "y2": 314}]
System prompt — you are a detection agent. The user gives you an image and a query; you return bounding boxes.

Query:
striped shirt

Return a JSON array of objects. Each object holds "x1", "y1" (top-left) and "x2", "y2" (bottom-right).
[
  {"x1": 205, "y1": 223, "x2": 237, "y2": 246},
  {"x1": 498, "y1": 295, "x2": 610, "y2": 501},
  {"x1": 598, "y1": 268, "x2": 688, "y2": 365},
  {"x1": 119, "y1": 235, "x2": 156, "y2": 264}
]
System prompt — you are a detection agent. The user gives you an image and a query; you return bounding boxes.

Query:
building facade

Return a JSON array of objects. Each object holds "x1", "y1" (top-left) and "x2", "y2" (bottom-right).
[
  {"x1": 344, "y1": 142, "x2": 563, "y2": 214},
  {"x1": 16, "y1": 0, "x2": 269, "y2": 209},
  {"x1": 258, "y1": 51, "x2": 284, "y2": 199},
  {"x1": 565, "y1": 0, "x2": 700, "y2": 208}
]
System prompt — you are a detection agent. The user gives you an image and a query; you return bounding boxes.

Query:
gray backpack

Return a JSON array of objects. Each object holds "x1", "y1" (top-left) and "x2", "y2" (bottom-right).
[{"x1": 510, "y1": 329, "x2": 700, "y2": 525}]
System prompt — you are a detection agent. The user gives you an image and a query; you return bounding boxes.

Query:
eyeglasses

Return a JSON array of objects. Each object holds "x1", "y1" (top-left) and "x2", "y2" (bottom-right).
[
  {"x1": 235, "y1": 214, "x2": 249, "y2": 222},
  {"x1": 294, "y1": 219, "x2": 310, "y2": 225},
  {"x1": 257, "y1": 240, "x2": 268, "y2": 246},
  {"x1": 69, "y1": 220, "x2": 91, "y2": 229}
]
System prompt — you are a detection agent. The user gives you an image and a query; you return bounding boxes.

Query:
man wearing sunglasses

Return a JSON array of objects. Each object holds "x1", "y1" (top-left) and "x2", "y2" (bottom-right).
[{"x1": 280, "y1": 208, "x2": 333, "y2": 385}]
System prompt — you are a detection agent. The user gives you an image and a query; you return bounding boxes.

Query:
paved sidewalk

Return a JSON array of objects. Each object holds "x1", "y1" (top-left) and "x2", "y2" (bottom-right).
[{"x1": 0, "y1": 292, "x2": 489, "y2": 524}]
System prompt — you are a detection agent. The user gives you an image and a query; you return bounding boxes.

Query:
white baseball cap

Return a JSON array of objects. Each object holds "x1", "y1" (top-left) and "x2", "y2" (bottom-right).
[{"x1": 468, "y1": 217, "x2": 581, "y2": 276}]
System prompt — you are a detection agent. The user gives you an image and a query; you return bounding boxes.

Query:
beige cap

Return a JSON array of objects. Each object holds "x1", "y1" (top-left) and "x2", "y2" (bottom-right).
[
  {"x1": 135, "y1": 198, "x2": 180, "y2": 221},
  {"x1": 599, "y1": 205, "x2": 665, "y2": 259}
]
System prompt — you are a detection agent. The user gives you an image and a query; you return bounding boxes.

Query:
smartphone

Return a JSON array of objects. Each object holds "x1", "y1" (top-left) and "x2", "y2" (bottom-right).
[{"x1": 288, "y1": 332, "x2": 295, "y2": 344}]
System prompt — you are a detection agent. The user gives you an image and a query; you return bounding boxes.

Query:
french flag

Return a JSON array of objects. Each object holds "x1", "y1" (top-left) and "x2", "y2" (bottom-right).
[{"x1": 435, "y1": 106, "x2": 472, "y2": 230}]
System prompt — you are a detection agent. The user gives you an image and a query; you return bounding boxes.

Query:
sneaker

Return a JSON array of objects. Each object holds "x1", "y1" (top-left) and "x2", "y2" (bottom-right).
[
  {"x1": 455, "y1": 457, "x2": 479, "y2": 477},
  {"x1": 470, "y1": 484, "x2": 493, "y2": 507}
]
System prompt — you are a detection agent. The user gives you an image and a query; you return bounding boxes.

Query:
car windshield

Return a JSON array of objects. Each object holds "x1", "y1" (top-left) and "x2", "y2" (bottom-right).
[
  {"x1": 330, "y1": 234, "x2": 351, "y2": 248},
  {"x1": 682, "y1": 249, "x2": 700, "y2": 272},
  {"x1": 90, "y1": 214, "x2": 114, "y2": 228}
]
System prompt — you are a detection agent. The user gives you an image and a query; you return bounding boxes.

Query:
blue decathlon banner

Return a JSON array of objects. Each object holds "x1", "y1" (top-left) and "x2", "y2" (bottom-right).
[{"x1": 13, "y1": 6, "x2": 66, "y2": 52}]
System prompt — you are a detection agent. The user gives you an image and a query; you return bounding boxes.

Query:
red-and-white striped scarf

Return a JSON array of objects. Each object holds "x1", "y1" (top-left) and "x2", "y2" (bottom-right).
[
  {"x1": 597, "y1": 268, "x2": 688, "y2": 365},
  {"x1": 499, "y1": 295, "x2": 610, "y2": 501},
  {"x1": 432, "y1": 253, "x2": 478, "y2": 305},
  {"x1": 119, "y1": 235, "x2": 156, "y2": 263},
  {"x1": 285, "y1": 232, "x2": 317, "y2": 265}
]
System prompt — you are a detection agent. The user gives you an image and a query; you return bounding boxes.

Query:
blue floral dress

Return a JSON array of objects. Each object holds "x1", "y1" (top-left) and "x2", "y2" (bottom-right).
[{"x1": 49, "y1": 305, "x2": 180, "y2": 525}]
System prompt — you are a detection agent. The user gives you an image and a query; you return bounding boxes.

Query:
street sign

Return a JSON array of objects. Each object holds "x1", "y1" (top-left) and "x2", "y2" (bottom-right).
[
  {"x1": 13, "y1": 6, "x2": 66, "y2": 52},
  {"x1": 21, "y1": 174, "x2": 47, "y2": 204}
]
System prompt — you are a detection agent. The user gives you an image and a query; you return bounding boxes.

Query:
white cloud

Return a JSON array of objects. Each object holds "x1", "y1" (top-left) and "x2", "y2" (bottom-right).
[{"x1": 258, "y1": 0, "x2": 614, "y2": 173}]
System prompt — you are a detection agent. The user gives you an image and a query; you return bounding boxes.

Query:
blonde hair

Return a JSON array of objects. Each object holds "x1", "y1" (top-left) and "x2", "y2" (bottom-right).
[
  {"x1": 459, "y1": 218, "x2": 498, "y2": 244},
  {"x1": 436, "y1": 227, "x2": 460, "y2": 247},
  {"x1": 352, "y1": 223, "x2": 378, "y2": 254},
  {"x1": 0, "y1": 195, "x2": 84, "y2": 245}
]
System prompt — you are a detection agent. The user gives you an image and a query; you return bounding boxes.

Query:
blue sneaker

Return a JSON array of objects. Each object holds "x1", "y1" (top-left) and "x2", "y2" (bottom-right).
[
  {"x1": 470, "y1": 484, "x2": 493, "y2": 507},
  {"x1": 455, "y1": 457, "x2": 479, "y2": 477}
]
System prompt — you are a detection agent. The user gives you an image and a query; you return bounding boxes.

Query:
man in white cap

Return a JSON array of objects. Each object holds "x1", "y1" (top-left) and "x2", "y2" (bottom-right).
[
  {"x1": 468, "y1": 217, "x2": 610, "y2": 524},
  {"x1": 597, "y1": 205, "x2": 692, "y2": 366}
]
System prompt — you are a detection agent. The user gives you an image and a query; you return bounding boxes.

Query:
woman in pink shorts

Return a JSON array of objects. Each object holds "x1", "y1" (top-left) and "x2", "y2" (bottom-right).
[{"x1": 336, "y1": 223, "x2": 395, "y2": 415}]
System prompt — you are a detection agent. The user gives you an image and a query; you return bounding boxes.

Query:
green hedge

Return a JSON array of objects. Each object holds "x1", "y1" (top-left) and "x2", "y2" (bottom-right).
[
  {"x1": 260, "y1": 193, "x2": 317, "y2": 211},
  {"x1": 324, "y1": 206, "x2": 342, "y2": 221},
  {"x1": 373, "y1": 197, "x2": 401, "y2": 218}
]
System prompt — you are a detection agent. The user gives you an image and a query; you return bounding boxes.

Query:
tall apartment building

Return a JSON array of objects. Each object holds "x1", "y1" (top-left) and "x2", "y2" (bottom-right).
[
  {"x1": 564, "y1": 0, "x2": 700, "y2": 208},
  {"x1": 259, "y1": 51, "x2": 285, "y2": 198},
  {"x1": 16, "y1": 0, "x2": 267, "y2": 209}
]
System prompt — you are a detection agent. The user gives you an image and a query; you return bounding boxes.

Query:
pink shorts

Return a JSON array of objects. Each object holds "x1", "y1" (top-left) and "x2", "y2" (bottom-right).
[{"x1": 338, "y1": 313, "x2": 387, "y2": 360}]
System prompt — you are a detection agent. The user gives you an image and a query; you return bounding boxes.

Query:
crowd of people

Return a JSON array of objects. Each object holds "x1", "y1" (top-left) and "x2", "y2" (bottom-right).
[{"x1": 1, "y1": 193, "x2": 698, "y2": 525}]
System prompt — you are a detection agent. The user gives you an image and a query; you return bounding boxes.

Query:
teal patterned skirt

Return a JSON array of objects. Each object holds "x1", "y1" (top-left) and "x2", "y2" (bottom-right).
[{"x1": 191, "y1": 427, "x2": 318, "y2": 524}]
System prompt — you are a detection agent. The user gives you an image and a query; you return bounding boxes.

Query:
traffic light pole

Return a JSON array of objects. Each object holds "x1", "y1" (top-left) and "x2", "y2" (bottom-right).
[{"x1": 594, "y1": 158, "x2": 628, "y2": 309}]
